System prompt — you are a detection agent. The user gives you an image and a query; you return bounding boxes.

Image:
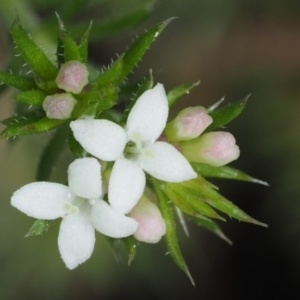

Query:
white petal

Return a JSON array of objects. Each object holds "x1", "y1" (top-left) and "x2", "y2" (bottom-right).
[
  {"x1": 11, "y1": 182, "x2": 69, "y2": 219},
  {"x1": 70, "y1": 119, "x2": 127, "y2": 161},
  {"x1": 139, "y1": 141, "x2": 197, "y2": 182},
  {"x1": 68, "y1": 158, "x2": 102, "y2": 199},
  {"x1": 58, "y1": 213, "x2": 95, "y2": 269},
  {"x1": 91, "y1": 200, "x2": 138, "y2": 238},
  {"x1": 108, "y1": 158, "x2": 145, "y2": 214},
  {"x1": 126, "y1": 83, "x2": 168, "y2": 144}
]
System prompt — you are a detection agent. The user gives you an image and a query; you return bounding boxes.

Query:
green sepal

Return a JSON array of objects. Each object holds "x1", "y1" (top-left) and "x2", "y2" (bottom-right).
[
  {"x1": 118, "y1": 17, "x2": 175, "y2": 84},
  {"x1": 204, "y1": 95, "x2": 250, "y2": 132},
  {"x1": 78, "y1": 21, "x2": 93, "y2": 64},
  {"x1": 0, "y1": 71, "x2": 37, "y2": 91},
  {"x1": 167, "y1": 81, "x2": 200, "y2": 107},
  {"x1": 36, "y1": 124, "x2": 69, "y2": 181},
  {"x1": 153, "y1": 179, "x2": 194, "y2": 285},
  {"x1": 11, "y1": 17, "x2": 58, "y2": 80},
  {"x1": 68, "y1": 1, "x2": 155, "y2": 40},
  {"x1": 57, "y1": 14, "x2": 81, "y2": 62},
  {"x1": 191, "y1": 163, "x2": 269, "y2": 186},
  {"x1": 123, "y1": 235, "x2": 138, "y2": 266},
  {"x1": 1, "y1": 117, "x2": 64, "y2": 138},
  {"x1": 14, "y1": 90, "x2": 47, "y2": 105},
  {"x1": 188, "y1": 216, "x2": 232, "y2": 245},
  {"x1": 94, "y1": 54, "x2": 124, "y2": 88},
  {"x1": 25, "y1": 219, "x2": 50, "y2": 237}
]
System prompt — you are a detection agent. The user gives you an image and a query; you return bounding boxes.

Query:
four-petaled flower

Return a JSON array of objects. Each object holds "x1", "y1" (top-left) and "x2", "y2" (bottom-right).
[
  {"x1": 70, "y1": 83, "x2": 197, "y2": 215},
  {"x1": 11, "y1": 157, "x2": 138, "y2": 269}
]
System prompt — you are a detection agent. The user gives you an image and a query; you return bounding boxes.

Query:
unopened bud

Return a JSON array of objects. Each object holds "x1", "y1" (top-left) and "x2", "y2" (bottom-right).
[
  {"x1": 55, "y1": 61, "x2": 89, "y2": 94},
  {"x1": 129, "y1": 195, "x2": 166, "y2": 244},
  {"x1": 180, "y1": 131, "x2": 240, "y2": 166},
  {"x1": 43, "y1": 93, "x2": 77, "y2": 119},
  {"x1": 164, "y1": 106, "x2": 212, "y2": 142}
]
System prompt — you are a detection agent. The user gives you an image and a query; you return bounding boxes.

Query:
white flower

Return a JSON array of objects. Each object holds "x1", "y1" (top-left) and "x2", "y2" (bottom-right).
[
  {"x1": 11, "y1": 157, "x2": 138, "y2": 270},
  {"x1": 70, "y1": 83, "x2": 197, "y2": 215}
]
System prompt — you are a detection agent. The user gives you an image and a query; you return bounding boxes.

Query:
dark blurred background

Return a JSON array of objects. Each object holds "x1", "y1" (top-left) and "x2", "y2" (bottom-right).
[{"x1": 1, "y1": 0, "x2": 300, "y2": 299}]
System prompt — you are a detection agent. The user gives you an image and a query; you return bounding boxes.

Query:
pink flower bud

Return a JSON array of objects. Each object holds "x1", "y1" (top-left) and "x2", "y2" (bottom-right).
[
  {"x1": 55, "y1": 61, "x2": 89, "y2": 94},
  {"x1": 180, "y1": 131, "x2": 240, "y2": 166},
  {"x1": 129, "y1": 195, "x2": 166, "y2": 244},
  {"x1": 43, "y1": 93, "x2": 77, "y2": 119},
  {"x1": 164, "y1": 106, "x2": 212, "y2": 142}
]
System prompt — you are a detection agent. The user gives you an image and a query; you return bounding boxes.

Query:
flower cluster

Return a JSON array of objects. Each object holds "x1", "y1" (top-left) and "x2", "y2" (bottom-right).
[{"x1": 2, "y1": 16, "x2": 266, "y2": 283}]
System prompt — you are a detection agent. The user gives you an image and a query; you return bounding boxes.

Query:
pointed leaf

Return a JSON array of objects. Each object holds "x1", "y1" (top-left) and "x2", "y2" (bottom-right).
[
  {"x1": 0, "y1": 71, "x2": 37, "y2": 91},
  {"x1": 191, "y1": 163, "x2": 268, "y2": 185},
  {"x1": 204, "y1": 95, "x2": 249, "y2": 132},
  {"x1": 1, "y1": 117, "x2": 64, "y2": 138},
  {"x1": 153, "y1": 179, "x2": 194, "y2": 285},
  {"x1": 118, "y1": 17, "x2": 175, "y2": 83},
  {"x1": 1, "y1": 109, "x2": 45, "y2": 126},
  {"x1": 78, "y1": 21, "x2": 92, "y2": 63},
  {"x1": 167, "y1": 81, "x2": 200, "y2": 107},
  {"x1": 14, "y1": 90, "x2": 47, "y2": 105},
  {"x1": 94, "y1": 54, "x2": 124, "y2": 88},
  {"x1": 11, "y1": 18, "x2": 58, "y2": 80},
  {"x1": 188, "y1": 216, "x2": 232, "y2": 245},
  {"x1": 176, "y1": 177, "x2": 268, "y2": 227},
  {"x1": 164, "y1": 179, "x2": 224, "y2": 221},
  {"x1": 25, "y1": 219, "x2": 50, "y2": 237},
  {"x1": 57, "y1": 15, "x2": 81, "y2": 62}
]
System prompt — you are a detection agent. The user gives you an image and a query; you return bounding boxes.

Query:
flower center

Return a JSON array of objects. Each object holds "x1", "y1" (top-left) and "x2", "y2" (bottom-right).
[{"x1": 64, "y1": 195, "x2": 93, "y2": 216}]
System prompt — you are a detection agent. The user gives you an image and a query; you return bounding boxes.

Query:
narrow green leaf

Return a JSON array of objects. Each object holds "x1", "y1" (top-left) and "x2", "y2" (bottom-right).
[
  {"x1": 118, "y1": 17, "x2": 175, "y2": 83},
  {"x1": 153, "y1": 180, "x2": 194, "y2": 285},
  {"x1": 14, "y1": 90, "x2": 47, "y2": 105},
  {"x1": 166, "y1": 176, "x2": 267, "y2": 227},
  {"x1": 123, "y1": 236, "x2": 138, "y2": 266},
  {"x1": 11, "y1": 18, "x2": 58, "y2": 80},
  {"x1": 180, "y1": 177, "x2": 268, "y2": 227},
  {"x1": 1, "y1": 117, "x2": 64, "y2": 138},
  {"x1": 68, "y1": 2, "x2": 155, "y2": 40},
  {"x1": 25, "y1": 219, "x2": 50, "y2": 237},
  {"x1": 191, "y1": 163, "x2": 269, "y2": 186},
  {"x1": 78, "y1": 21, "x2": 93, "y2": 64},
  {"x1": 57, "y1": 14, "x2": 81, "y2": 62},
  {"x1": 204, "y1": 95, "x2": 250, "y2": 132},
  {"x1": 167, "y1": 81, "x2": 200, "y2": 107},
  {"x1": 163, "y1": 187, "x2": 199, "y2": 217},
  {"x1": 188, "y1": 216, "x2": 232, "y2": 245},
  {"x1": 95, "y1": 54, "x2": 124, "y2": 88},
  {"x1": 0, "y1": 71, "x2": 37, "y2": 91},
  {"x1": 164, "y1": 185, "x2": 224, "y2": 220},
  {"x1": 36, "y1": 124, "x2": 69, "y2": 181},
  {"x1": 1, "y1": 110, "x2": 44, "y2": 126}
]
